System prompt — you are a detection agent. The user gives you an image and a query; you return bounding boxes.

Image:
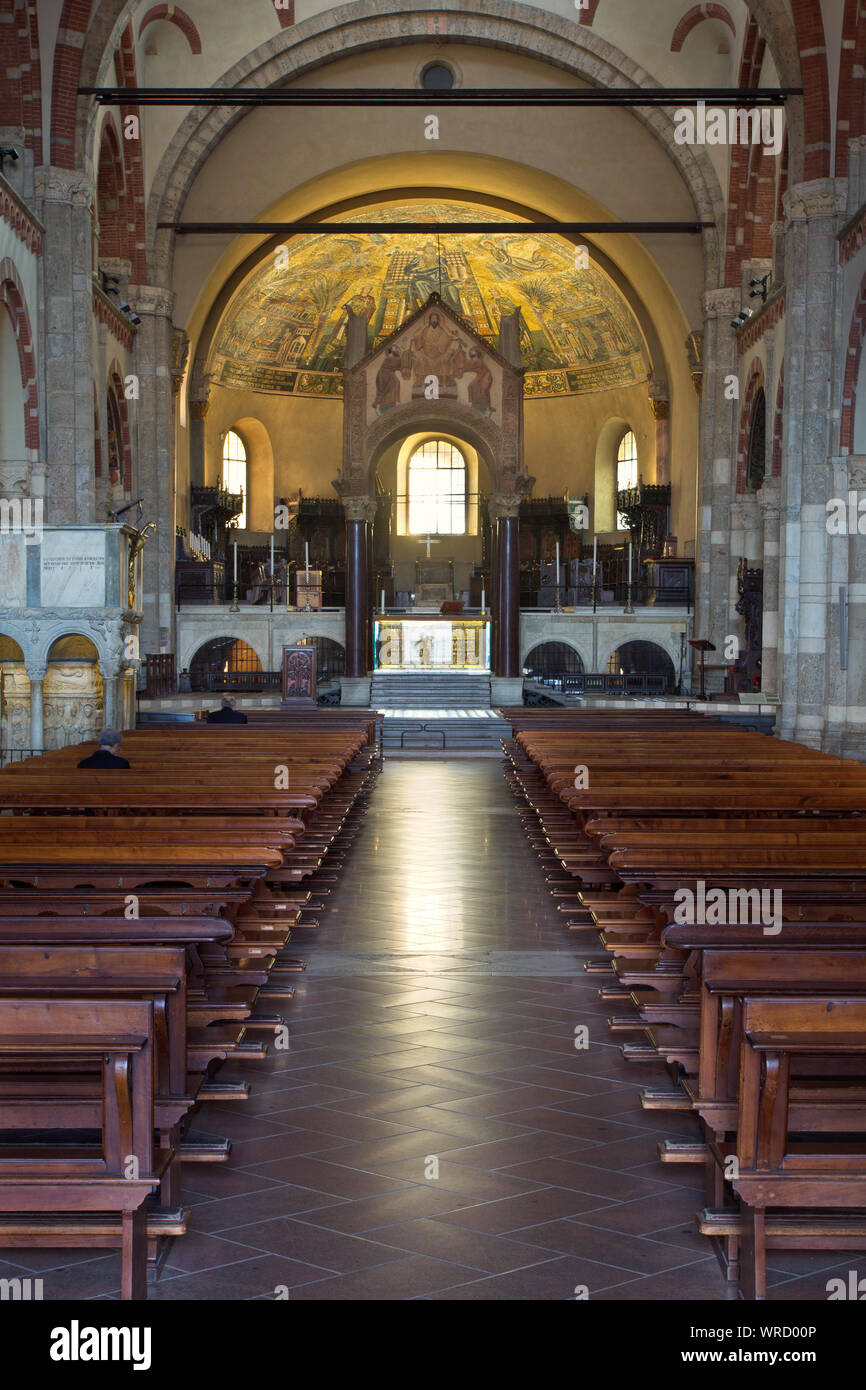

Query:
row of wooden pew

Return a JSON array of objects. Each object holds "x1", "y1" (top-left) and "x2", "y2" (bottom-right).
[
  {"x1": 503, "y1": 708, "x2": 866, "y2": 1299},
  {"x1": 0, "y1": 715, "x2": 381, "y2": 1297}
]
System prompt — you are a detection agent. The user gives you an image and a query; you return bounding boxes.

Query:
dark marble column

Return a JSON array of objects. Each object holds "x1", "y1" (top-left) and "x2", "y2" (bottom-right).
[
  {"x1": 343, "y1": 497, "x2": 376, "y2": 680},
  {"x1": 496, "y1": 511, "x2": 520, "y2": 678}
]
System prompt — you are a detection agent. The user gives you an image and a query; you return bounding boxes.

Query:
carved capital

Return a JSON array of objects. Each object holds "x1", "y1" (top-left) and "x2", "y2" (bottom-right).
[
  {"x1": 846, "y1": 457, "x2": 866, "y2": 488},
  {"x1": 649, "y1": 395, "x2": 669, "y2": 422},
  {"x1": 24, "y1": 662, "x2": 47, "y2": 683},
  {"x1": 342, "y1": 495, "x2": 377, "y2": 523},
  {"x1": 782, "y1": 178, "x2": 846, "y2": 224},
  {"x1": 171, "y1": 328, "x2": 190, "y2": 396},
  {"x1": 35, "y1": 166, "x2": 94, "y2": 205},
  {"x1": 701, "y1": 287, "x2": 741, "y2": 320},
  {"x1": 129, "y1": 283, "x2": 175, "y2": 317}
]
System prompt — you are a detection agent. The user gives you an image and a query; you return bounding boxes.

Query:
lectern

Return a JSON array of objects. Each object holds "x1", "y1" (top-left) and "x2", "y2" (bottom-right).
[
  {"x1": 281, "y1": 644, "x2": 317, "y2": 706},
  {"x1": 688, "y1": 638, "x2": 716, "y2": 701}
]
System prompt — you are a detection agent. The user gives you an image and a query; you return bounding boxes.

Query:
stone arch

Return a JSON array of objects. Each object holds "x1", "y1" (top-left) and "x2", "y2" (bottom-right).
[
  {"x1": 218, "y1": 417, "x2": 274, "y2": 532},
  {"x1": 671, "y1": 5, "x2": 737, "y2": 52},
  {"x1": 183, "y1": 633, "x2": 268, "y2": 678},
  {"x1": 736, "y1": 358, "x2": 765, "y2": 493},
  {"x1": 138, "y1": 5, "x2": 202, "y2": 53},
  {"x1": 32, "y1": 621, "x2": 110, "y2": 667},
  {"x1": 836, "y1": 0, "x2": 866, "y2": 179},
  {"x1": 594, "y1": 417, "x2": 632, "y2": 532},
  {"x1": 0, "y1": 257, "x2": 38, "y2": 454},
  {"x1": 139, "y1": 0, "x2": 727, "y2": 287},
  {"x1": 366, "y1": 400, "x2": 502, "y2": 496},
  {"x1": 600, "y1": 637, "x2": 678, "y2": 690},
  {"x1": 522, "y1": 640, "x2": 586, "y2": 677},
  {"x1": 189, "y1": 186, "x2": 668, "y2": 418}
]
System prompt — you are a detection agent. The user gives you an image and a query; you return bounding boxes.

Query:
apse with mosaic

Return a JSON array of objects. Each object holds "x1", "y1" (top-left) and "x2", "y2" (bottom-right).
[{"x1": 210, "y1": 202, "x2": 647, "y2": 399}]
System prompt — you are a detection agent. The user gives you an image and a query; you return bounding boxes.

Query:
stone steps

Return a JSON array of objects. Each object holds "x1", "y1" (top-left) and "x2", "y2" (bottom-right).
[{"x1": 371, "y1": 672, "x2": 492, "y2": 709}]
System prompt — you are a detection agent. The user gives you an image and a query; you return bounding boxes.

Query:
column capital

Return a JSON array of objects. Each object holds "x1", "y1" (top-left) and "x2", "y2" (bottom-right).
[
  {"x1": 24, "y1": 662, "x2": 46, "y2": 683},
  {"x1": 701, "y1": 287, "x2": 741, "y2": 320},
  {"x1": 341, "y1": 495, "x2": 377, "y2": 523},
  {"x1": 129, "y1": 283, "x2": 175, "y2": 317},
  {"x1": 846, "y1": 456, "x2": 866, "y2": 489},
  {"x1": 782, "y1": 177, "x2": 847, "y2": 224},
  {"x1": 489, "y1": 493, "x2": 522, "y2": 519},
  {"x1": 35, "y1": 166, "x2": 94, "y2": 205}
]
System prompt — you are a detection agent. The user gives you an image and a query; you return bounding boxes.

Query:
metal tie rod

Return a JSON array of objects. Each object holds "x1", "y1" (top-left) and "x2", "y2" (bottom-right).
[
  {"x1": 159, "y1": 220, "x2": 712, "y2": 235},
  {"x1": 80, "y1": 86, "x2": 801, "y2": 107}
]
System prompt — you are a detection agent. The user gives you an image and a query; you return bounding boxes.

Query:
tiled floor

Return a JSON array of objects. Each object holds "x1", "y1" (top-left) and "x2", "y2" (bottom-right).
[{"x1": 13, "y1": 760, "x2": 866, "y2": 1300}]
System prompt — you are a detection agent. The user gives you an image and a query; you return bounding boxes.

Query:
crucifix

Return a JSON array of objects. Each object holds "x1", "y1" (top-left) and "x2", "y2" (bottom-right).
[{"x1": 420, "y1": 534, "x2": 442, "y2": 559}]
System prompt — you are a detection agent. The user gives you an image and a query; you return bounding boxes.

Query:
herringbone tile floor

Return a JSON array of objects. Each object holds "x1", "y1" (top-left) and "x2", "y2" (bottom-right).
[{"x1": 15, "y1": 761, "x2": 865, "y2": 1299}]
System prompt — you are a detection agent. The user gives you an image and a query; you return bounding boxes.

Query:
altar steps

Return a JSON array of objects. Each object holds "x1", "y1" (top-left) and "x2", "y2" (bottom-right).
[
  {"x1": 379, "y1": 709, "x2": 512, "y2": 751},
  {"x1": 371, "y1": 672, "x2": 492, "y2": 709}
]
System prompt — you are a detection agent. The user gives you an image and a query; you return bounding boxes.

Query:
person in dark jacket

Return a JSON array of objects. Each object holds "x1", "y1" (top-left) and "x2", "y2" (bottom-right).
[
  {"x1": 206, "y1": 696, "x2": 248, "y2": 724},
  {"x1": 77, "y1": 728, "x2": 130, "y2": 768}
]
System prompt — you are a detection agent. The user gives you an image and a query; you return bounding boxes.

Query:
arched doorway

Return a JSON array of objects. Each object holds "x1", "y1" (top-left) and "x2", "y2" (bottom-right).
[
  {"x1": 606, "y1": 640, "x2": 675, "y2": 695},
  {"x1": 189, "y1": 636, "x2": 265, "y2": 692},
  {"x1": 523, "y1": 642, "x2": 584, "y2": 690},
  {"x1": 44, "y1": 634, "x2": 103, "y2": 750},
  {"x1": 0, "y1": 635, "x2": 28, "y2": 761}
]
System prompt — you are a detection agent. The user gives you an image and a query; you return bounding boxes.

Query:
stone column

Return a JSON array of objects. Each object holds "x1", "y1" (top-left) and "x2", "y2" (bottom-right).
[
  {"x1": 695, "y1": 288, "x2": 741, "y2": 676},
  {"x1": 648, "y1": 383, "x2": 670, "y2": 485},
  {"x1": 36, "y1": 168, "x2": 96, "y2": 524},
  {"x1": 490, "y1": 493, "x2": 523, "y2": 702},
  {"x1": 188, "y1": 378, "x2": 211, "y2": 488},
  {"x1": 342, "y1": 496, "x2": 376, "y2": 704},
  {"x1": 130, "y1": 284, "x2": 177, "y2": 660},
  {"x1": 25, "y1": 662, "x2": 46, "y2": 753},
  {"x1": 758, "y1": 480, "x2": 781, "y2": 696},
  {"x1": 778, "y1": 179, "x2": 845, "y2": 745},
  {"x1": 99, "y1": 658, "x2": 120, "y2": 730}
]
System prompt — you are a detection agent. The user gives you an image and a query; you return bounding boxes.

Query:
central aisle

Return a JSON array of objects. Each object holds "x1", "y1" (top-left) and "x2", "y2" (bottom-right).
[{"x1": 161, "y1": 762, "x2": 840, "y2": 1300}]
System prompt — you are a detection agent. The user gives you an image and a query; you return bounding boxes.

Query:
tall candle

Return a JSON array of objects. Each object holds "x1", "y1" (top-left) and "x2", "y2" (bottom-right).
[
  {"x1": 233, "y1": 541, "x2": 237, "y2": 582},
  {"x1": 628, "y1": 542, "x2": 632, "y2": 584},
  {"x1": 380, "y1": 589, "x2": 385, "y2": 611},
  {"x1": 481, "y1": 587, "x2": 485, "y2": 610},
  {"x1": 270, "y1": 535, "x2": 274, "y2": 576},
  {"x1": 305, "y1": 541, "x2": 310, "y2": 583},
  {"x1": 555, "y1": 541, "x2": 560, "y2": 581},
  {"x1": 592, "y1": 535, "x2": 598, "y2": 575}
]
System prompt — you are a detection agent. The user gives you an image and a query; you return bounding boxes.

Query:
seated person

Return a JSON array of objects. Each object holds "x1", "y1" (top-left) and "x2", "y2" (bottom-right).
[
  {"x1": 77, "y1": 728, "x2": 130, "y2": 768},
  {"x1": 206, "y1": 696, "x2": 248, "y2": 724}
]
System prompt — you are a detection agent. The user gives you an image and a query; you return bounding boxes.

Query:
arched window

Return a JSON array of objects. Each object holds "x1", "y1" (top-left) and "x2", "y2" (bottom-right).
[
  {"x1": 106, "y1": 384, "x2": 124, "y2": 489},
  {"x1": 616, "y1": 430, "x2": 638, "y2": 530},
  {"x1": 408, "y1": 439, "x2": 466, "y2": 535},
  {"x1": 222, "y1": 429, "x2": 247, "y2": 527},
  {"x1": 421, "y1": 63, "x2": 454, "y2": 90},
  {"x1": 747, "y1": 388, "x2": 766, "y2": 491}
]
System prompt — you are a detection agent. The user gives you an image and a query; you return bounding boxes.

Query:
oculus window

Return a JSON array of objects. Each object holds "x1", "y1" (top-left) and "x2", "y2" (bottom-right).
[
  {"x1": 408, "y1": 439, "x2": 466, "y2": 535},
  {"x1": 222, "y1": 429, "x2": 247, "y2": 527},
  {"x1": 616, "y1": 429, "x2": 638, "y2": 530}
]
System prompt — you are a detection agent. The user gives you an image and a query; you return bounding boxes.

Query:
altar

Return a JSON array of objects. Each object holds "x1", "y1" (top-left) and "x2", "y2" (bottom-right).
[{"x1": 374, "y1": 616, "x2": 491, "y2": 671}]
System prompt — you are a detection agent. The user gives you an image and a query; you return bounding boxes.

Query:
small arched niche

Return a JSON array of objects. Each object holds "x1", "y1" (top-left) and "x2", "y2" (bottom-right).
[{"x1": 44, "y1": 634, "x2": 103, "y2": 750}]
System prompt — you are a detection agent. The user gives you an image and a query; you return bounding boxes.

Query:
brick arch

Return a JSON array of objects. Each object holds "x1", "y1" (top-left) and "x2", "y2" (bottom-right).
[
  {"x1": 138, "y1": 4, "x2": 202, "y2": 53},
  {"x1": 0, "y1": 257, "x2": 39, "y2": 452},
  {"x1": 836, "y1": 0, "x2": 866, "y2": 178},
  {"x1": 736, "y1": 358, "x2": 765, "y2": 494},
  {"x1": 671, "y1": 4, "x2": 737, "y2": 52},
  {"x1": 791, "y1": 0, "x2": 831, "y2": 182},
  {"x1": 95, "y1": 115, "x2": 126, "y2": 261},
  {"x1": 106, "y1": 361, "x2": 131, "y2": 492},
  {"x1": 841, "y1": 272, "x2": 866, "y2": 454},
  {"x1": 0, "y1": 1, "x2": 43, "y2": 165},
  {"x1": 771, "y1": 363, "x2": 783, "y2": 476},
  {"x1": 272, "y1": 0, "x2": 294, "y2": 27}
]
